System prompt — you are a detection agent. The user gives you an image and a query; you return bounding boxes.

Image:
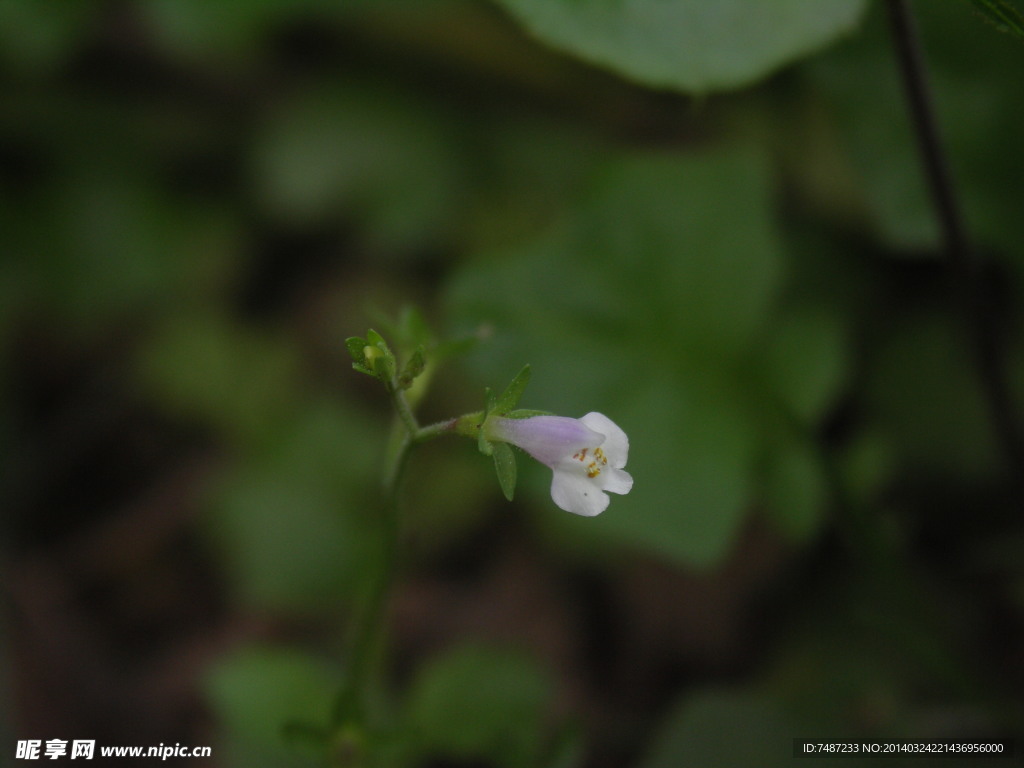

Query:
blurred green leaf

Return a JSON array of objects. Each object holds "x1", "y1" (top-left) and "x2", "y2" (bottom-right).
[
  {"x1": 447, "y1": 148, "x2": 787, "y2": 565},
  {"x1": 0, "y1": 2, "x2": 94, "y2": 72},
  {"x1": 638, "y1": 689, "x2": 802, "y2": 768},
  {"x1": 143, "y1": 0, "x2": 335, "y2": 67},
  {"x1": 402, "y1": 443, "x2": 495, "y2": 559},
  {"x1": 493, "y1": 0, "x2": 867, "y2": 94},
  {"x1": 759, "y1": 307, "x2": 848, "y2": 426},
  {"x1": 865, "y1": 310, "x2": 997, "y2": 479},
  {"x1": 205, "y1": 645, "x2": 337, "y2": 768},
  {"x1": 139, "y1": 312, "x2": 301, "y2": 446},
  {"x1": 607, "y1": 374, "x2": 756, "y2": 565},
  {"x1": 252, "y1": 84, "x2": 465, "y2": 251},
  {"x1": 18, "y1": 167, "x2": 240, "y2": 328},
  {"x1": 760, "y1": 427, "x2": 828, "y2": 543},
  {"x1": 206, "y1": 402, "x2": 380, "y2": 614},
  {"x1": 406, "y1": 644, "x2": 553, "y2": 767}
]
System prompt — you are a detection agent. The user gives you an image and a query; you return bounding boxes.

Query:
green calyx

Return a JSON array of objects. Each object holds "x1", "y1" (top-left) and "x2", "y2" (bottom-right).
[{"x1": 467, "y1": 364, "x2": 551, "y2": 502}]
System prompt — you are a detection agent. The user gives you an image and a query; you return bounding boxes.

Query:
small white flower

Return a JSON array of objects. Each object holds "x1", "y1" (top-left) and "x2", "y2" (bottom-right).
[{"x1": 486, "y1": 412, "x2": 633, "y2": 516}]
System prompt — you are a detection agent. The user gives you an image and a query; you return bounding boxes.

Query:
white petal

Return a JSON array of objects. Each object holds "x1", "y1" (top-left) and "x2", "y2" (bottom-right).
[
  {"x1": 550, "y1": 469, "x2": 609, "y2": 517},
  {"x1": 580, "y1": 412, "x2": 629, "y2": 467},
  {"x1": 601, "y1": 467, "x2": 633, "y2": 495}
]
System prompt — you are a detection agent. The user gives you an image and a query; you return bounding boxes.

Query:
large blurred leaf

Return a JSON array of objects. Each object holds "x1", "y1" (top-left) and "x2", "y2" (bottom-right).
[
  {"x1": 493, "y1": 0, "x2": 867, "y2": 94},
  {"x1": 138, "y1": 312, "x2": 301, "y2": 447},
  {"x1": 206, "y1": 402, "x2": 381, "y2": 614},
  {"x1": 638, "y1": 689, "x2": 802, "y2": 768},
  {"x1": 447, "y1": 148, "x2": 793, "y2": 565},
  {"x1": 10, "y1": 166, "x2": 239, "y2": 329},
  {"x1": 0, "y1": 2, "x2": 94, "y2": 72},
  {"x1": 760, "y1": 425, "x2": 828, "y2": 543},
  {"x1": 865, "y1": 309, "x2": 997, "y2": 479},
  {"x1": 759, "y1": 306, "x2": 848, "y2": 426},
  {"x1": 205, "y1": 645, "x2": 337, "y2": 768},
  {"x1": 252, "y1": 85, "x2": 465, "y2": 252},
  {"x1": 405, "y1": 644, "x2": 553, "y2": 767}
]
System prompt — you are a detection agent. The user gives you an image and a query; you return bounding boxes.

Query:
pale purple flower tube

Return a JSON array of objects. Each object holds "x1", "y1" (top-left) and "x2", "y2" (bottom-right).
[{"x1": 486, "y1": 412, "x2": 633, "y2": 517}]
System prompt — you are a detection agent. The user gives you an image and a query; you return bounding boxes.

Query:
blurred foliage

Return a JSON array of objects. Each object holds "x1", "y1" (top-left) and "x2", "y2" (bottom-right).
[
  {"x1": 205, "y1": 646, "x2": 339, "y2": 767},
  {"x1": 3, "y1": 0, "x2": 1023, "y2": 766},
  {"x1": 405, "y1": 644, "x2": 554, "y2": 767},
  {"x1": 494, "y1": 0, "x2": 869, "y2": 94}
]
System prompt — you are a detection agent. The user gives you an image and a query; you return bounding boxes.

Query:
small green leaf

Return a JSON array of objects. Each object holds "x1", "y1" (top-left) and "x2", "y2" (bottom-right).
[
  {"x1": 492, "y1": 441, "x2": 518, "y2": 501},
  {"x1": 970, "y1": 0, "x2": 1024, "y2": 39},
  {"x1": 493, "y1": 364, "x2": 531, "y2": 415},
  {"x1": 399, "y1": 345, "x2": 427, "y2": 389}
]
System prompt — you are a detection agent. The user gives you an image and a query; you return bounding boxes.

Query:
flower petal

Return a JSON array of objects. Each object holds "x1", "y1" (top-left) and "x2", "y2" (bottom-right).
[
  {"x1": 601, "y1": 467, "x2": 633, "y2": 495},
  {"x1": 580, "y1": 412, "x2": 629, "y2": 467},
  {"x1": 487, "y1": 415, "x2": 603, "y2": 468},
  {"x1": 550, "y1": 469, "x2": 610, "y2": 516}
]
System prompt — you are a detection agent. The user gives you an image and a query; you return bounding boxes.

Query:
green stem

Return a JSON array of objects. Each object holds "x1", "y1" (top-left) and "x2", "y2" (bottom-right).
[
  {"x1": 389, "y1": 381, "x2": 420, "y2": 436},
  {"x1": 331, "y1": 436, "x2": 406, "y2": 736},
  {"x1": 329, "y1": 409, "x2": 480, "y2": 762}
]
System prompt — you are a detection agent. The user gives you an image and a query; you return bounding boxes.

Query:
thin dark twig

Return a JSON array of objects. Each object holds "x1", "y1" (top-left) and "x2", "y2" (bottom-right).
[{"x1": 886, "y1": 0, "x2": 1024, "y2": 487}]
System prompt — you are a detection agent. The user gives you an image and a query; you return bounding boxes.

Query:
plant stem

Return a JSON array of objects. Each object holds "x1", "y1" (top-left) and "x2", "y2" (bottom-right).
[
  {"x1": 330, "y1": 410, "x2": 468, "y2": 755},
  {"x1": 331, "y1": 434, "x2": 407, "y2": 737},
  {"x1": 886, "y1": 0, "x2": 1024, "y2": 486},
  {"x1": 389, "y1": 382, "x2": 420, "y2": 436}
]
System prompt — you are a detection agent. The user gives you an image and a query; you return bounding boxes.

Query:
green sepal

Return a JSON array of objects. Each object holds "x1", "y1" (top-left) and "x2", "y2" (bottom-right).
[
  {"x1": 345, "y1": 336, "x2": 374, "y2": 377},
  {"x1": 345, "y1": 336, "x2": 367, "y2": 363},
  {"x1": 492, "y1": 364, "x2": 531, "y2": 416},
  {"x1": 398, "y1": 345, "x2": 426, "y2": 390},
  {"x1": 364, "y1": 329, "x2": 396, "y2": 382},
  {"x1": 491, "y1": 441, "x2": 517, "y2": 501},
  {"x1": 478, "y1": 388, "x2": 495, "y2": 456},
  {"x1": 506, "y1": 409, "x2": 552, "y2": 419}
]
